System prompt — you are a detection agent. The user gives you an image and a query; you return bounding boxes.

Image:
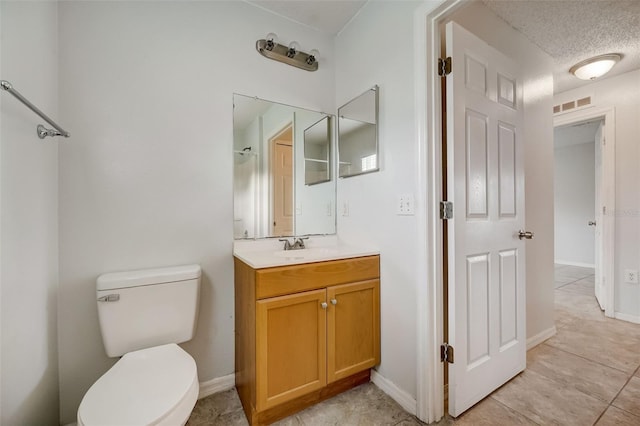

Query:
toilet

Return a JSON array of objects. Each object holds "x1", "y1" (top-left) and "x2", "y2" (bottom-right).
[{"x1": 77, "y1": 264, "x2": 202, "y2": 426}]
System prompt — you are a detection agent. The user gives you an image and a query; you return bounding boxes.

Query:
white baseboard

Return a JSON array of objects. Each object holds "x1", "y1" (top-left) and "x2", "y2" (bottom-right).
[
  {"x1": 370, "y1": 369, "x2": 417, "y2": 416},
  {"x1": 614, "y1": 312, "x2": 640, "y2": 324},
  {"x1": 554, "y1": 260, "x2": 595, "y2": 268},
  {"x1": 198, "y1": 373, "x2": 236, "y2": 399},
  {"x1": 526, "y1": 326, "x2": 557, "y2": 350}
]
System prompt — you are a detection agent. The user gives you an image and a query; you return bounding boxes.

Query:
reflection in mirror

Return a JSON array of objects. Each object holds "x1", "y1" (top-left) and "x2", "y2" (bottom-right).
[
  {"x1": 233, "y1": 94, "x2": 336, "y2": 239},
  {"x1": 338, "y1": 85, "x2": 379, "y2": 178},
  {"x1": 304, "y1": 116, "x2": 331, "y2": 185}
]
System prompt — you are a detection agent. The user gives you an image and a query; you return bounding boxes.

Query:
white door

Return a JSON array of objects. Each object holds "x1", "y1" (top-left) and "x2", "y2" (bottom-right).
[
  {"x1": 594, "y1": 122, "x2": 604, "y2": 309},
  {"x1": 446, "y1": 22, "x2": 527, "y2": 417}
]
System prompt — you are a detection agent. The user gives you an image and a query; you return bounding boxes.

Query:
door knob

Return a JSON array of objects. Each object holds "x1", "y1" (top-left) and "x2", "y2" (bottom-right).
[
  {"x1": 588, "y1": 221, "x2": 596, "y2": 226},
  {"x1": 330, "y1": 298, "x2": 337, "y2": 305},
  {"x1": 321, "y1": 302, "x2": 328, "y2": 309},
  {"x1": 518, "y1": 230, "x2": 534, "y2": 240}
]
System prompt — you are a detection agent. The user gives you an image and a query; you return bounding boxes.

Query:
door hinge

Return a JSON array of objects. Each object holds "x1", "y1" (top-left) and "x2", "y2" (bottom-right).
[
  {"x1": 440, "y1": 201, "x2": 453, "y2": 220},
  {"x1": 441, "y1": 343, "x2": 454, "y2": 363},
  {"x1": 438, "y1": 57, "x2": 452, "y2": 76}
]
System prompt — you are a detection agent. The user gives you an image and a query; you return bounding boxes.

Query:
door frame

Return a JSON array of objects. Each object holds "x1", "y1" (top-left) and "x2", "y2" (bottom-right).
[
  {"x1": 414, "y1": 0, "x2": 466, "y2": 422},
  {"x1": 553, "y1": 107, "x2": 616, "y2": 317}
]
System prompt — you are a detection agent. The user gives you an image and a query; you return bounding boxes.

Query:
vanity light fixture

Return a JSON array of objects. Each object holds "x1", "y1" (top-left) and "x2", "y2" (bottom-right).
[
  {"x1": 256, "y1": 33, "x2": 319, "y2": 72},
  {"x1": 569, "y1": 53, "x2": 622, "y2": 81}
]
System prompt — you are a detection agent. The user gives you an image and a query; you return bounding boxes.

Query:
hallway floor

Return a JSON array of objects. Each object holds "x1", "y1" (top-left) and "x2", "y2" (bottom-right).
[{"x1": 187, "y1": 264, "x2": 640, "y2": 425}]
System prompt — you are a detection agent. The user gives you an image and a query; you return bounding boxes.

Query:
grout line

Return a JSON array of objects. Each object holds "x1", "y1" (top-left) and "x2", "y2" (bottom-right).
[
  {"x1": 489, "y1": 396, "x2": 543, "y2": 425},
  {"x1": 542, "y1": 340, "x2": 633, "y2": 376},
  {"x1": 593, "y1": 364, "x2": 640, "y2": 425}
]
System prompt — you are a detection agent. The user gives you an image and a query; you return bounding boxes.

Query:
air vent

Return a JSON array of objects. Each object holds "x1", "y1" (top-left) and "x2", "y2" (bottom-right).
[
  {"x1": 576, "y1": 96, "x2": 591, "y2": 107},
  {"x1": 553, "y1": 95, "x2": 593, "y2": 115}
]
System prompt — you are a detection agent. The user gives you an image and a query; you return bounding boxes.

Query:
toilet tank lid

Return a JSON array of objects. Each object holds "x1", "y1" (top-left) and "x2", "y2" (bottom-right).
[{"x1": 97, "y1": 264, "x2": 201, "y2": 291}]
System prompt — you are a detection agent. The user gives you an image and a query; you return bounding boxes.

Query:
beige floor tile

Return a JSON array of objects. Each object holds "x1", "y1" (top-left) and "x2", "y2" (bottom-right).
[
  {"x1": 293, "y1": 383, "x2": 412, "y2": 426},
  {"x1": 553, "y1": 290, "x2": 605, "y2": 322},
  {"x1": 526, "y1": 344, "x2": 629, "y2": 403},
  {"x1": 451, "y1": 397, "x2": 536, "y2": 425},
  {"x1": 546, "y1": 322, "x2": 640, "y2": 374},
  {"x1": 557, "y1": 279, "x2": 595, "y2": 296},
  {"x1": 186, "y1": 388, "x2": 246, "y2": 426},
  {"x1": 554, "y1": 307, "x2": 581, "y2": 329},
  {"x1": 612, "y1": 376, "x2": 640, "y2": 417},
  {"x1": 491, "y1": 369, "x2": 607, "y2": 426},
  {"x1": 595, "y1": 406, "x2": 640, "y2": 426}
]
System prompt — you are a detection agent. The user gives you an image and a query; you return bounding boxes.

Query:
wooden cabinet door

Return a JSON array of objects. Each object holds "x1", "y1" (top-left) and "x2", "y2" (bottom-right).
[
  {"x1": 256, "y1": 289, "x2": 327, "y2": 410},
  {"x1": 327, "y1": 280, "x2": 380, "y2": 383}
]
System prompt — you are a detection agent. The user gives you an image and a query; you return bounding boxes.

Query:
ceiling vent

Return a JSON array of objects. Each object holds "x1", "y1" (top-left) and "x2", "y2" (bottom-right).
[{"x1": 553, "y1": 96, "x2": 592, "y2": 115}]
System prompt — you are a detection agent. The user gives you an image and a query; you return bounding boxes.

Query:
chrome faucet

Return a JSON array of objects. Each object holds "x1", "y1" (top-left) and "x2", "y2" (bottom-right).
[
  {"x1": 293, "y1": 237, "x2": 309, "y2": 250},
  {"x1": 279, "y1": 237, "x2": 309, "y2": 251}
]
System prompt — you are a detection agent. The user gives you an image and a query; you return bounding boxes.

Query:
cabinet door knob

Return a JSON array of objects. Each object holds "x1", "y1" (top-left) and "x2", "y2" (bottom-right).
[
  {"x1": 321, "y1": 302, "x2": 328, "y2": 309},
  {"x1": 330, "y1": 298, "x2": 337, "y2": 305}
]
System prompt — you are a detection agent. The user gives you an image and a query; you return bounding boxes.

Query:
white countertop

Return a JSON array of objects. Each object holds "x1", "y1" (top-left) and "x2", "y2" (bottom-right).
[{"x1": 233, "y1": 236, "x2": 379, "y2": 269}]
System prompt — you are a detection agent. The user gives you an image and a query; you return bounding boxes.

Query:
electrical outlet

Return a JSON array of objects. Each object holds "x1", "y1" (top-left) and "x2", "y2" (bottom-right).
[
  {"x1": 624, "y1": 269, "x2": 638, "y2": 284},
  {"x1": 397, "y1": 194, "x2": 415, "y2": 215}
]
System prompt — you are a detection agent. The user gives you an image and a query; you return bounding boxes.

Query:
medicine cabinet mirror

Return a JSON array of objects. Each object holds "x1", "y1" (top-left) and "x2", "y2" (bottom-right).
[
  {"x1": 233, "y1": 94, "x2": 336, "y2": 239},
  {"x1": 338, "y1": 85, "x2": 379, "y2": 178}
]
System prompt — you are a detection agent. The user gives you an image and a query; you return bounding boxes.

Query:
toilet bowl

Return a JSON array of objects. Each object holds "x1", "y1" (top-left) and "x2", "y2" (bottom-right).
[{"x1": 77, "y1": 344, "x2": 198, "y2": 426}]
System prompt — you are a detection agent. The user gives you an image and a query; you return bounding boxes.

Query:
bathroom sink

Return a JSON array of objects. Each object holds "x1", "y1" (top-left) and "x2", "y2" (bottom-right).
[
  {"x1": 233, "y1": 239, "x2": 380, "y2": 268},
  {"x1": 272, "y1": 247, "x2": 337, "y2": 259}
]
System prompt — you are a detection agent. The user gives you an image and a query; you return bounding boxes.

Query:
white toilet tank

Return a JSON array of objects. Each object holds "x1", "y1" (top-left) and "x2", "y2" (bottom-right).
[{"x1": 96, "y1": 264, "x2": 201, "y2": 357}]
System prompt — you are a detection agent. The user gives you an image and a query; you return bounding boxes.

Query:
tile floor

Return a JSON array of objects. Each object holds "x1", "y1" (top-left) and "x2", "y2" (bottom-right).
[{"x1": 188, "y1": 264, "x2": 640, "y2": 425}]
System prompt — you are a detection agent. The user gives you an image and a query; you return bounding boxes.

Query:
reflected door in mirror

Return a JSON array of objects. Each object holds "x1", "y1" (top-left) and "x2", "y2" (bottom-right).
[{"x1": 271, "y1": 125, "x2": 294, "y2": 237}]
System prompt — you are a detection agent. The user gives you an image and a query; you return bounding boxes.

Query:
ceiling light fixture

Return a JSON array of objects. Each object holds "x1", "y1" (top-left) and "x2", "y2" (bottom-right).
[{"x1": 569, "y1": 53, "x2": 622, "y2": 81}]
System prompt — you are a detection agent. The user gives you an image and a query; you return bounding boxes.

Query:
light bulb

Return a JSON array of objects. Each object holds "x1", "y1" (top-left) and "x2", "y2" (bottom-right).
[
  {"x1": 306, "y1": 49, "x2": 319, "y2": 65},
  {"x1": 265, "y1": 32, "x2": 278, "y2": 50},
  {"x1": 287, "y1": 41, "x2": 300, "y2": 58}
]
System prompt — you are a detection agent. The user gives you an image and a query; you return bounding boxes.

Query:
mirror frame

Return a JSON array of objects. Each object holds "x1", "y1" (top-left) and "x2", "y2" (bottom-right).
[{"x1": 337, "y1": 85, "x2": 379, "y2": 178}]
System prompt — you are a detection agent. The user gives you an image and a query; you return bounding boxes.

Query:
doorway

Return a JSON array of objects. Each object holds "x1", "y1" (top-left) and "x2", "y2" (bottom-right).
[
  {"x1": 553, "y1": 108, "x2": 616, "y2": 317},
  {"x1": 553, "y1": 119, "x2": 601, "y2": 307}
]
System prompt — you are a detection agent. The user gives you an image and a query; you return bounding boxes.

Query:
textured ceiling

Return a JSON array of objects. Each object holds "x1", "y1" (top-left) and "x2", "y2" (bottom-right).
[
  {"x1": 246, "y1": 0, "x2": 367, "y2": 35},
  {"x1": 483, "y1": 0, "x2": 640, "y2": 93}
]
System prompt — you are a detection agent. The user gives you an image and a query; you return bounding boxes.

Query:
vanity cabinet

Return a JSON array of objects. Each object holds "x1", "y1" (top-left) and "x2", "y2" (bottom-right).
[{"x1": 234, "y1": 255, "x2": 380, "y2": 425}]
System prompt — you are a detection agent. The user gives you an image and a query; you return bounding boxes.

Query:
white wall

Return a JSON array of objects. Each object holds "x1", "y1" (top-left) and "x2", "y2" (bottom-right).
[
  {"x1": 555, "y1": 69, "x2": 640, "y2": 320},
  {"x1": 449, "y1": 0, "x2": 556, "y2": 347},
  {"x1": 57, "y1": 2, "x2": 335, "y2": 423},
  {"x1": 0, "y1": 2, "x2": 60, "y2": 424},
  {"x1": 336, "y1": 0, "x2": 425, "y2": 402},
  {"x1": 554, "y1": 142, "x2": 596, "y2": 266}
]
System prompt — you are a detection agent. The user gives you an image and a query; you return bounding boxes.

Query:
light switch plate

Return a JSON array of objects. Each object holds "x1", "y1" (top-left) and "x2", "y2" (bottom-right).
[{"x1": 397, "y1": 194, "x2": 415, "y2": 215}]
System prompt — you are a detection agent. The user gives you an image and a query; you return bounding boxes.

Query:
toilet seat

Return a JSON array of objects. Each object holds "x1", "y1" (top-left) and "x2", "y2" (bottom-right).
[{"x1": 77, "y1": 344, "x2": 198, "y2": 426}]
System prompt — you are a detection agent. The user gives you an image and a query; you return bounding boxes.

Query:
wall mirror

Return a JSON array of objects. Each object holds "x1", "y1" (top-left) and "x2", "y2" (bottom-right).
[
  {"x1": 233, "y1": 94, "x2": 336, "y2": 239},
  {"x1": 338, "y1": 85, "x2": 379, "y2": 178}
]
